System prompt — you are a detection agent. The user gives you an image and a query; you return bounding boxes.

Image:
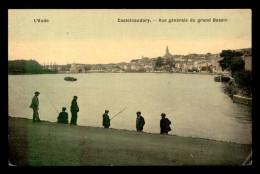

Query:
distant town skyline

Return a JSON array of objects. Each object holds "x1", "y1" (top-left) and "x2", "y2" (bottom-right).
[{"x1": 8, "y1": 9, "x2": 251, "y2": 65}]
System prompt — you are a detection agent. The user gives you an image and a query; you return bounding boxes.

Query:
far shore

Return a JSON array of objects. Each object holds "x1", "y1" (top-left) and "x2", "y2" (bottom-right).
[
  {"x1": 8, "y1": 71, "x2": 218, "y2": 75},
  {"x1": 8, "y1": 116, "x2": 251, "y2": 166}
]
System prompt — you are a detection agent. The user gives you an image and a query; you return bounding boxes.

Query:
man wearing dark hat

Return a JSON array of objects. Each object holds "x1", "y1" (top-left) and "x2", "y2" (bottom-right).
[
  {"x1": 103, "y1": 110, "x2": 111, "y2": 128},
  {"x1": 136, "y1": 111, "x2": 145, "y2": 132},
  {"x1": 70, "y1": 96, "x2": 79, "y2": 125},
  {"x1": 160, "y1": 113, "x2": 171, "y2": 134},
  {"x1": 57, "y1": 107, "x2": 69, "y2": 124},
  {"x1": 30, "y1": 91, "x2": 41, "y2": 122}
]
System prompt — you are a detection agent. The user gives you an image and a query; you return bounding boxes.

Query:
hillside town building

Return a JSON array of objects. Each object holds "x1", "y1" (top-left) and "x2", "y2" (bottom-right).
[{"x1": 49, "y1": 46, "x2": 251, "y2": 74}]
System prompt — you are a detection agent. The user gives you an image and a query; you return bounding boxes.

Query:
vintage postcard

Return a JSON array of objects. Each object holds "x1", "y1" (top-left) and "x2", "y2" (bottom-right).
[{"x1": 8, "y1": 9, "x2": 252, "y2": 166}]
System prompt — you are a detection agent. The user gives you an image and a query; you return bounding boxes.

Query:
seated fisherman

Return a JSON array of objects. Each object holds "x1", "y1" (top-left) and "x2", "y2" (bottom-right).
[{"x1": 57, "y1": 107, "x2": 69, "y2": 124}]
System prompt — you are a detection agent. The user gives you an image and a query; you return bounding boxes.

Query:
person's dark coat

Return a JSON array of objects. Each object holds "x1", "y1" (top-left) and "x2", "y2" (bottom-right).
[
  {"x1": 30, "y1": 95, "x2": 39, "y2": 109},
  {"x1": 57, "y1": 111, "x2": 68, "y2": 124},
  {"x1": 70, "y1": 99, "x2": 79, "y2": 125},
  {"x1": 103, "y1": 113, "x2": 110, "y2": 128},
  {"x1": 160, "y1": 118, "x2": 171, "y2": 134},
  {"x1": 30, "y1": 95, "x2": 41, "y2": 122},
  {"x1": 136, "y1": 116, "x2": 145, "y2": 131},
  {"x1": 70, "y1": 99, "x2": 79, "y2": 112}
]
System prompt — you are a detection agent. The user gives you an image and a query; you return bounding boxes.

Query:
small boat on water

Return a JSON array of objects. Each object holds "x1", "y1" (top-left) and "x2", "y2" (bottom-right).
[{"x1": 64, "y1": 77, "x2": 77, "y2": 81}]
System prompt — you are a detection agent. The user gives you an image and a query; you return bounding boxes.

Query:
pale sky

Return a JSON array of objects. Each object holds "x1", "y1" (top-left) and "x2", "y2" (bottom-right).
[{"x1": 8, "y1": 9, "x2": 251, "y2": 65}]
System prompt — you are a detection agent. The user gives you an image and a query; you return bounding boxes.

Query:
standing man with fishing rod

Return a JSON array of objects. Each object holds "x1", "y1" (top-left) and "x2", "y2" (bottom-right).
[
  {"x1": 102, "y1": 110, "x2": 110, "y2": 128},
  {"x1": 70, "y1": 96, "x2": 79, "y2": 125},
  {"x1": 30, "y1": 91, "x2": 41, "y2": 123},
  {"x1": 103, "y1": 107, "x2": 128, "y2": 128}
]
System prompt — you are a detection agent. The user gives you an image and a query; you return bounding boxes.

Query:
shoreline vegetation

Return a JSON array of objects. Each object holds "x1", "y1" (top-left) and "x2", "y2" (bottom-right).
[
  {"x1": 8, "y1": 116, "x2": 251, "y2": 166},
  {"x1": 217, "y1": 50, "x2": 252, "y2": 103}
]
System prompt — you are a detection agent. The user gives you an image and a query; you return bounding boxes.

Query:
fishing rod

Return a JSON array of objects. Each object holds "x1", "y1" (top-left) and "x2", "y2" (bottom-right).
[
  {"x1": 45, "y1": 94, "x2": 59, "y2": 114},
  {"x1": 110, "y1": 107, "x2": 127, "y2": 121}
]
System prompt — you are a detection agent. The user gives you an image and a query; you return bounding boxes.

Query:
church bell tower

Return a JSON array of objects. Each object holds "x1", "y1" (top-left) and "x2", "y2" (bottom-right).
[{"x1": 164, "y1": 45, "x2": 172, "y2": 58}]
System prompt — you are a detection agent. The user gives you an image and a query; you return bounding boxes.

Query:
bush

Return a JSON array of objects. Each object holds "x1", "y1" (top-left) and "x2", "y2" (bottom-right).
[
  {"x1": 224, "y1": 85, "x2": 238, "y2": 98},
  {"x1": 234, "y1": 70, "x2": 252, "y2": 95},
  {"x1": 230, "y1": 57, "x2": 245, "y2": 76}
]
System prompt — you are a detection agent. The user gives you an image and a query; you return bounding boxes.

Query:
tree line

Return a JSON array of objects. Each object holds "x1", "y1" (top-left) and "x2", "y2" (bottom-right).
[
  {"x1": 219, "y1": 50, "x2": 252, "y2": 96},
  {"x1": 8, "y1": 59, "x2": 57, "y2": 74}
]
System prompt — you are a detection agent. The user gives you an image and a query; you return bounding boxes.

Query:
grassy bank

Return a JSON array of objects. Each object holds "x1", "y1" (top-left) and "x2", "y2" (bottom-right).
[{"x1": 8, "y1": 116, "x2": 251, "y2": 166}]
